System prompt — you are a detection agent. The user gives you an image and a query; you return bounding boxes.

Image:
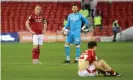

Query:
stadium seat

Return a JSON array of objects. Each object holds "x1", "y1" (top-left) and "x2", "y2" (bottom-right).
[
  {"x1": 2, "y1": 1, "x2": 132, "y2": 36},
  {"x1": 96, "y1": 1, "x2": 133, "y2": 36}
]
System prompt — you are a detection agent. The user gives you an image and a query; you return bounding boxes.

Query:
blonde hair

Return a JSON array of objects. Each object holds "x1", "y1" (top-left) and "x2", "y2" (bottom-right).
[{"x1": 35, "y1": 5, "x2": 41, "y2": 9}]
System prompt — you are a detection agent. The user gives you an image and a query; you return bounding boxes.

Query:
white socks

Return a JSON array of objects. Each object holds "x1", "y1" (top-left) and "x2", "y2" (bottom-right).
[
  {"x1": 75, "y1": 57, "x2": 79, "y2": 61},
  {"x1": 66, "y1": 56, "x2": 79, "y2": 61},
  {"x1": 66, "y1": 56, "x2": 70, "y2": 61}
]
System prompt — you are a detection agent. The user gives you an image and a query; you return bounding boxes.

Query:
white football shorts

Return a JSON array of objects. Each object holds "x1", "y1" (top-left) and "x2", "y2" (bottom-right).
[
  {"x1": 33, "y1": 34, "x2": 44, "y2": 45},
  {"x1": 78, "y1": 64, "x2": 98, "y2": 77}
]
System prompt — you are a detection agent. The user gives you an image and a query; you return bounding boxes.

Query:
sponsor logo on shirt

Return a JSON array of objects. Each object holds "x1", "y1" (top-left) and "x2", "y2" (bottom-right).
[{"x1": 70, "y1": 15, "x2": 79, "y2": 22}]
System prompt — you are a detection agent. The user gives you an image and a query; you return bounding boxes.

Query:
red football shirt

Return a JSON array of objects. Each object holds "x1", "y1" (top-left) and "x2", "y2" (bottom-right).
[
  {"x1": 28, "y1": 12, "x2": 45, "y2": 34},
  {"x1": 86, "y1": 49, "x2": 97, "y2": 64},
  {"x1": 79, "y1": 49, "x2": 97, "y2": 64}
]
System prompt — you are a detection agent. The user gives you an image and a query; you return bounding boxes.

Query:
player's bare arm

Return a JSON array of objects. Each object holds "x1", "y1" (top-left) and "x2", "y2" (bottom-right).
[
  {"x1": 78, "y1": 59, "x2": 89, "y2": 71},
  {"x1": 78, "y1": 52, "x2": 90, "y2": 70},
  {"x1": 25, "y1": 20, "x2": 35, "y2": 34},
  {"x1": 43, "y1": 20, "x2": 47, "y2": 34}
]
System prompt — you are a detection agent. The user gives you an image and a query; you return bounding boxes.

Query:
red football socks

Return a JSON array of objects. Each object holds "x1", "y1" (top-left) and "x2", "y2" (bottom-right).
[
  {"x1": 36, "y1": 48, "x2": 40, "y2": 59},
  {"x1": 110, "y1": 69, "x2": 116, "y2": 75},
  {"x1": 32, "y1": 48, "x2": 40, "y2": 59}
]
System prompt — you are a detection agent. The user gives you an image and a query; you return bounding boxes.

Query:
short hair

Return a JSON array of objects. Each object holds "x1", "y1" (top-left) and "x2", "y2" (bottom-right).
[
  {"x1": 88, "y1": 41, "x2": 97, "y2": 49},
  {"x1": 72, "y1": 4, "x2": 78, "y2": 7},
  {"x1": 35, "y1": 4, "x2": 41, "y2": 8}
]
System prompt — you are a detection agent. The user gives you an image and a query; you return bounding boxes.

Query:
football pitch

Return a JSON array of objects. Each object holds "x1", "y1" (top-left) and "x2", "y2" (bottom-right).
[{"x1": 1, "y1": 42, "x2": 133, "y2": 80}]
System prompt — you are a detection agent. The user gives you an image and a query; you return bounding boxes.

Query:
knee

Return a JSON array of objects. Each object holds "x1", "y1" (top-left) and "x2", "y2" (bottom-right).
[
  {"x1": 94, "y1": 64, "x2": 101, "y2": 69},
  {"x1": 76, "y1": 44, "x2": 80, "y2": 48},
  {"x1": 93, "y1": 60, "x2": 104, "y2": 69},
  {"x1": 100, "y1": 59, "x2": 105, "y2": 62},
  {"x1": 33, "y1": 45, "x2": 40, "y2": 49},
  {"x1": 33, "y1": 46, "x2": 38, "y2": 49},
  {"x1": 95, "y1": 63, "x2": 100, "y2": 68},
  {"x1": 99, "y1": 59, "x2": 105, "y2": 63},
  {"x1": 65, "y1": 43, "x2": 70, "y2": 47},
  {"x1": 93, "y1": 62, "x2": 100, "y2": 68}
]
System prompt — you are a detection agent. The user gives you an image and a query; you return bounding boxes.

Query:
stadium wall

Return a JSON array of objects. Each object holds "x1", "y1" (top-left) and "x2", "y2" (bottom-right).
[
  {"x1": 115, "y1": 26, "x2": 133, "y2": 41},
  {"x1": 17, "y1": 31, "x2": 100, "y2": 42},
  {"x1": 0, "y1": 32, "x2": 19, "y2": 42},
  {"x1": 100, "y1": 26, "x2": 133, "y2": 42},
  {"x1": 1, "y1": 27, "x2": 133, "y2": 42}
]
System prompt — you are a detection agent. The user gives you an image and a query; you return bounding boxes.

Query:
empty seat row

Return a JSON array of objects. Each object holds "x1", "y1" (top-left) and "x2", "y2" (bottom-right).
[{"x1": 1, "y1": 1, "x2": 80, "y2": 33}]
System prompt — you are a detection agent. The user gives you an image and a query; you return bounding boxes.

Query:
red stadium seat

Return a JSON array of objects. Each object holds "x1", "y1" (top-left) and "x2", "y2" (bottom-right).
[
  {"x1": 96, "y1": 1, "x2": 133, "y2": 36},
  {"x1": 3, "y1": 1, "x2": 132, "y2": 35}
]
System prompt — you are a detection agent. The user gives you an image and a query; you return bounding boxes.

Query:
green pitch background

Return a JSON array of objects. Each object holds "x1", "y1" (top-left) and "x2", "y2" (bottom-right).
[{"x1": 1, "y1": 42, "x2": 133, "y2": 80}]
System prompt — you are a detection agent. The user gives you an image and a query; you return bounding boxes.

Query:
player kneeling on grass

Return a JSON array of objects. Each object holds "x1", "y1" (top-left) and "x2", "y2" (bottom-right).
[{"x1": 78, "y1": 41, "x2": 121, "y2": 77}]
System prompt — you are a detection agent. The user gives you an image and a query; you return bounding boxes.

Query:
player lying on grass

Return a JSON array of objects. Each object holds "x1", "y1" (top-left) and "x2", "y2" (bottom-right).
[{"x1": 78, "y1": 41, "x2": 121, "y2": 77}]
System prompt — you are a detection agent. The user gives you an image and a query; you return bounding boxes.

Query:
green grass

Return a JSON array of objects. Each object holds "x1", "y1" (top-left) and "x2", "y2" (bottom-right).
[{"x1": 1, "y1": 42, "x2": 133, "y2": 80}]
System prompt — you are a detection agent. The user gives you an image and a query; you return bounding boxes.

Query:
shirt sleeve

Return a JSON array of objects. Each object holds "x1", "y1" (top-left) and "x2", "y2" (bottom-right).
[
  {"x1": 43, "y1": 17, "x2": 45, "y2": 20},
  {"x1": 28, "y1": 15, "x2": 33, "y2": 22},
  {"x1": 64, "y1": 15, "x2": 70, "y2": 29},
  {"x1": 42, "y1": 15, "x2": 46, "y2": 21},
  {"x1": 80, "y1": 14, "x2": 89, "y2": 26}
]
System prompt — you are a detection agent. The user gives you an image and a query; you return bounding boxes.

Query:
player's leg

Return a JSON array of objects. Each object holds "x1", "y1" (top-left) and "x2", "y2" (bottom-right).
[
  {"x1": 32, "y1": 45, "x2": 41, "y2": 64},
  {"x1": 93, "y1": 61, "x2": 105, "y2": 71},
  {"x1": 64, "y1": 42, "x2": 71, "y2": 63},
  {"x1": 93, "y1": 59, "x2": 121, "y2": 76},
  {"x1": 98, "y1": 59, "x2": 113, "y2": 71},
  {"x1": 74, "y1": 32, "x2": 81, "y2": 63},
  {"x1": 73, "y1": 44, "x2": 80, "y2": 63},
  {"x1": 36, "y1": 34, "x2": 44, "y2": 62},
  {"x1": 32, "y1": 34, "x2": 42, "y2": 64},
  {"x1": 98, "y1": 59, "x2": 119, "y2": 76},
  {"x1": 113, "y1": 31, "x2": 117, "y2": 42},
  {"x1": 63, "y1": 34, "x2": 72, "y2": 63},
  {"x1": 93, "y1": 61, "x2": 112, "y2": 76}
]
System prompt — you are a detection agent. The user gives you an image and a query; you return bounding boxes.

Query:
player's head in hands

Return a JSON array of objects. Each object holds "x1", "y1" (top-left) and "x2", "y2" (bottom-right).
[
  {"x1": 35, "y1": 5, "x2": 41, "y2": 15},
  {"x1": 72, "y1": 4, "x2": 78, "y2": 13},
  {"x1": 88, "y1": 41, "x2": 97, "y2": 50}
]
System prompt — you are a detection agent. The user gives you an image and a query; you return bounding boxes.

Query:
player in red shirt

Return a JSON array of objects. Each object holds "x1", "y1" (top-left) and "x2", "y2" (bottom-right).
[
  {"x1": 25, "y1": 5, "x2": 47, "y2": 64},
  {"x1": 78, "y1": 41, "x2": 121, "y2": 77}
]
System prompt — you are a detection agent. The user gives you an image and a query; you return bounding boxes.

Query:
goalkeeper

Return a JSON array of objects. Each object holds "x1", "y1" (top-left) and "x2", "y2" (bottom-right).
[{"x1": 62, "y1": 4, "x2": 89, "y2": 63}]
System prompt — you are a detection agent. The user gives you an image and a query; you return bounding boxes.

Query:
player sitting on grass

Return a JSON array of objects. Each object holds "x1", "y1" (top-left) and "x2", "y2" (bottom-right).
[{"x1": 78, "y1": 41, "x2": 121, "y2": 77}]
